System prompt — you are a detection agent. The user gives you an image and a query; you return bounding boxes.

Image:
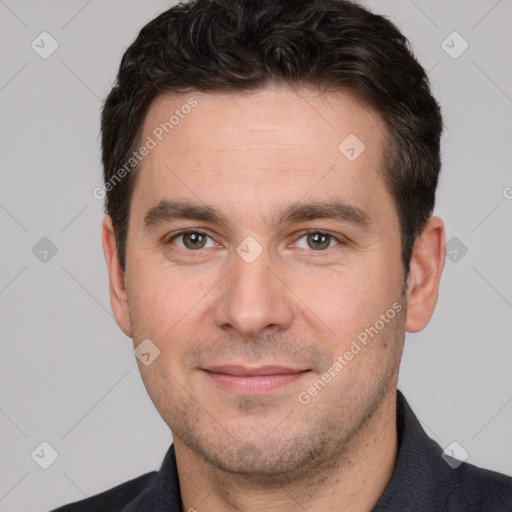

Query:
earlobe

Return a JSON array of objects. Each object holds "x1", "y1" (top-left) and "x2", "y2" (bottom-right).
[
  {"x1": 405, "y1": 216, "x2": 445, "y2": 333},
  {"x1": 101, "y1": 216, "x2": 132, "y2": 337}
]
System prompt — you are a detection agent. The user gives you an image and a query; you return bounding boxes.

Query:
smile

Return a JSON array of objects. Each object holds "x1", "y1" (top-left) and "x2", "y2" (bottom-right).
[{"x1": 202, "y1": 365, "x2": 311, "y2": 395}]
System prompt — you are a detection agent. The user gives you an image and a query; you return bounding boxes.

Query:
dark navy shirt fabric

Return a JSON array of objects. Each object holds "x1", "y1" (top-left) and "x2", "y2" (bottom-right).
[{"x1": 51, "y1": 390, "x2": 512, "y2": 511}]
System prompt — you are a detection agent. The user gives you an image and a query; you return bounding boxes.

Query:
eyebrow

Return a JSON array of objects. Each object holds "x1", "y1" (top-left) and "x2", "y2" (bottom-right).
[{"x1": 143, "y1": 198, "x2": 372, "y2": 230}]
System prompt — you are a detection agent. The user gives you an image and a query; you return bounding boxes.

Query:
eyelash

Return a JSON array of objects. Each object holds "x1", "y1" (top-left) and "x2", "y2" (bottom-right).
[{"x1": 165, "y1": 229, "x2": 345, "y2": 254}]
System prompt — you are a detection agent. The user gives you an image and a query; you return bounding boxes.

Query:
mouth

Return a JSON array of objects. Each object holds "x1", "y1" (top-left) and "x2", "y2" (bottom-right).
[{"x1": 202, "y1": 365, "x2": 311, "y2": 395}]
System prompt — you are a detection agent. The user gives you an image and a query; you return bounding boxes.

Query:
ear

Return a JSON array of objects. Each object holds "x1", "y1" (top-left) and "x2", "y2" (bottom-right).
[
  {"x1": 102, "y1": 216, "x2": 132, "y2": 337},
  {"x1": 405, "y1": 216, "x2": 445, "y2": 333}
]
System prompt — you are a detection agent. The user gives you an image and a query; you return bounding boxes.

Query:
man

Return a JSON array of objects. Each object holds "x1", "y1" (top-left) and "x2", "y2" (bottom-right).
[{"x1": 53, "y1": 0, "x2": 512, "y2": 510}]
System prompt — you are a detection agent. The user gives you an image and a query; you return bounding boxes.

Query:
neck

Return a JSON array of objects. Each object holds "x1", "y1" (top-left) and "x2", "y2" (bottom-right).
[{"x1": 175, "y1": 388, "x2": 398, "y2": 512}]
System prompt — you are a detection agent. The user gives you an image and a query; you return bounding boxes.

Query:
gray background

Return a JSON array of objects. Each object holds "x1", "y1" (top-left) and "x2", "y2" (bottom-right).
[{"x1": 0, "y1": 1, "x2": 510, "y2": 510}]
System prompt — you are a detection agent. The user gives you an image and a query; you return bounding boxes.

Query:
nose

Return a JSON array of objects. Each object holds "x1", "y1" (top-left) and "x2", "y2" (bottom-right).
[{"x1": 213, "y1": 244, "x2": 294, "y2": 339}]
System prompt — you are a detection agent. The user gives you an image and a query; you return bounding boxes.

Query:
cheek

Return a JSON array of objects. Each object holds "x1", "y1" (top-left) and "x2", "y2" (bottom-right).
[
  {"x1": 301, "y1": 258, "x2": 402, "y2": 350},
  {"x1": 126, "y1": 260, "x2": 214, "y2": 345}
]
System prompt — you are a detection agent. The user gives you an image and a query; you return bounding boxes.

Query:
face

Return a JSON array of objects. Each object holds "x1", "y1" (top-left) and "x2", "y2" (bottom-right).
[{"x1": 104, "y1": 86, "x2": 434, "y2": 481}]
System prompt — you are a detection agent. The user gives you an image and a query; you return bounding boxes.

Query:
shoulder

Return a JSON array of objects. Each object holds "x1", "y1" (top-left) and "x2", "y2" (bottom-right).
[
  {"x1": 378, "y1": 391, "x2": 512, "y2": 512},
  {"x1": 50, "y1": 471, "x2": 158, "y2": 512},
  {"x1": 445, "y1": 461, "x2": 512, "y2": 511}
]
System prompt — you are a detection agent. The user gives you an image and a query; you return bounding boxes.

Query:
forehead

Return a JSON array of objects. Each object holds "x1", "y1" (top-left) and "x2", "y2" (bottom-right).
[
  {"x1": 143, "y1": 86, "x2": 384, "y2": 164},
  {"x1": 133, "y1": 86, "x2": 391, "y2": 223}
]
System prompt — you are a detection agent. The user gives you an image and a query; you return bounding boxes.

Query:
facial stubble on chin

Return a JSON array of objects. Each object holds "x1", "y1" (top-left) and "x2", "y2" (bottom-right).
[{"x1": 132, "y1": 301, "x2": 407, "y2": 489}]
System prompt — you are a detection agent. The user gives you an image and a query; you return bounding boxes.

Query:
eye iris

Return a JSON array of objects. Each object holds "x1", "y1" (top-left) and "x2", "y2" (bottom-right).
[
  {"x1": 307, "y1": 233, "x2": 330, "y2": 250},
  {"x1": 183, "y1": 232, "x2": 206, "y2": 249}
]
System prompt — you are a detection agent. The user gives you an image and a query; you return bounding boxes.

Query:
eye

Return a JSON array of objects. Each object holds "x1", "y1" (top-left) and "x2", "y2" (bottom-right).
[
  {"x1": 293, "y1": 231, "x2": 341, "y2": 251},
  {"x1": 169, "y1": 230, "x2": 217, "y2": 250}
]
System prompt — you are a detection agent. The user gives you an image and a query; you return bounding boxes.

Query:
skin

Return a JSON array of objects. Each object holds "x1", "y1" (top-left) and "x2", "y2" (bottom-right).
[{"x1": 102, "y1": 85, "x2": 445, "y2": 512}]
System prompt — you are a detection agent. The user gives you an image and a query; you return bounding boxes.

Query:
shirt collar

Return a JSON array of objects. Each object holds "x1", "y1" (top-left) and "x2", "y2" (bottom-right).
[{"x1": 372, "y1": 390, "x2": 456, "y2": 511}]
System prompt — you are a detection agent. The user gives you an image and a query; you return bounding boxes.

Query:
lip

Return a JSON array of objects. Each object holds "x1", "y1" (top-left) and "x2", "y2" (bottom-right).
[
  {"x1": 205, "y1": 365, "x2": 307, "y2": 376},
  {"x1": 202, "y1": 365, "x2": 310, "y2": 395}
]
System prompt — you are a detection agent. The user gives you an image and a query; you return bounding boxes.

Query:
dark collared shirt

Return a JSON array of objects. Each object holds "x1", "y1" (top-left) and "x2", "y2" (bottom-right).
[{"x1": 51, "y1": 391, "x2": 512, "y2": 511}]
